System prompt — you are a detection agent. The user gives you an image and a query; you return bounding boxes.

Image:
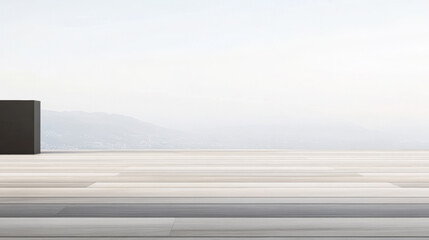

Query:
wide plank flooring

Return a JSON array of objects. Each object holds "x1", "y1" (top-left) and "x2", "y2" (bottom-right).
[{"x1": 1, "y1": 150, "x2": 429, "y2": 238}]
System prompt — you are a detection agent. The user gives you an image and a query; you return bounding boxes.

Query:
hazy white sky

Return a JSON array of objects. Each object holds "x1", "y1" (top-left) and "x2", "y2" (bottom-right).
[{"x1": 1, "y1": 0, "x2": 429, "y2": 130}]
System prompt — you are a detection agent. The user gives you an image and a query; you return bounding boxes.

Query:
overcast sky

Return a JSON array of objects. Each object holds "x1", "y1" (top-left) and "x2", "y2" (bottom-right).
[{"x1": 1, "y1": 0, "x2": 429, "y2": 130}]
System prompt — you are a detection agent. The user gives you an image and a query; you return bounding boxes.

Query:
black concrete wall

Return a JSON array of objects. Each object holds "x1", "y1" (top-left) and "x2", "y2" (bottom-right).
[{"x1": 0, "y1": 101, "x2": 40, "y2": 154}]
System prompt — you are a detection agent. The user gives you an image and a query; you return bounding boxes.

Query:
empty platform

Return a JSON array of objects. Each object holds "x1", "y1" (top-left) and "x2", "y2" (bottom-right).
[{"x1": 1, "y1": 150, "x2": 429, "y2": 239}]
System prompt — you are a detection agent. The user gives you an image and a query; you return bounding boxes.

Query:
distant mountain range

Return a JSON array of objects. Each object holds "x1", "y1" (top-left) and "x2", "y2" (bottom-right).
[
  {"x1": 42, "y1": 111, "x2": 183, "y2": 149},
  {"x1": 41, "y1": 110, "x2": 429, "y2": 150}
]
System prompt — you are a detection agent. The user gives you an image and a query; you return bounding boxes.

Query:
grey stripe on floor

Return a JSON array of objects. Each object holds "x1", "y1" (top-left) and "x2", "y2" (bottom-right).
[{"x1": 2, "y1": 203, "x2": 429, "y2": 217}]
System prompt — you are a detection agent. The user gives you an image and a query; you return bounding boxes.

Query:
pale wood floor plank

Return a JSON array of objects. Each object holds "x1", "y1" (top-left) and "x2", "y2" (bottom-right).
[
  {"x1": 0, "y1": 218, "x2": 174, "y2": 237},
  {"x1": 171, "y1": 218, "x2": 429, "y2": 237},
  {"x1": 4, "y1": 187, "x2": 429, "y2": 197},
  {"x1": 89, "y1": 182, "x2": 398, "y2": 188}
]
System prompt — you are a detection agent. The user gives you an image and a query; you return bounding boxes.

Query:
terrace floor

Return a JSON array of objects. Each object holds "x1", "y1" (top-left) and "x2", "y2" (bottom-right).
[{"x1": 1, "y1": 150, "x2": 429, "y2": 239}]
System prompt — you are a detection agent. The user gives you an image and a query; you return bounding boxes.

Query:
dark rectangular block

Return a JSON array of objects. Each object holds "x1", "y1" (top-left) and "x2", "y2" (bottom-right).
[{"x1": 0, "y1": 100, "x2": 40, "y2": 154}]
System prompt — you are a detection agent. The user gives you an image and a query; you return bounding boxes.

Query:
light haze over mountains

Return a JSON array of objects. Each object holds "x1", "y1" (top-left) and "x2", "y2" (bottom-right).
[{"x1": 42, "y1": 110, "x2": 428, "y2": 150}]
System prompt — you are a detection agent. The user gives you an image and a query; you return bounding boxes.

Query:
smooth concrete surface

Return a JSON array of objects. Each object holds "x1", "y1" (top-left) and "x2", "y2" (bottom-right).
[{"x1": 1, "y1": 150, "x2": 429, "y2": 238}]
